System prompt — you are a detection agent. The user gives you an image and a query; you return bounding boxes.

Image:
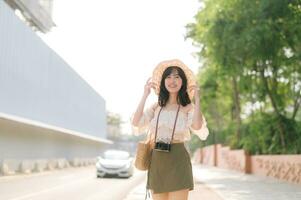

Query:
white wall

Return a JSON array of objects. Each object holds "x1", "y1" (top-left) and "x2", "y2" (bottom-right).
[
  {"x1": 0, "y1": 1, "x2": 106, "y2": 139},
  {"x1": 0, "y1": 118, "x2": 107, "y2": 160}
]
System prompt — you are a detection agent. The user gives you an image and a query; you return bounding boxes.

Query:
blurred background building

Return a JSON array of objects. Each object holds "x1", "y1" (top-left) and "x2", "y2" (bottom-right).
[
  {"x1": 5, "y1": 0, "x2": 55, "y2": 33},
  {"x1": 0, "y1": 0, "x2": 111, "y2": 174}
]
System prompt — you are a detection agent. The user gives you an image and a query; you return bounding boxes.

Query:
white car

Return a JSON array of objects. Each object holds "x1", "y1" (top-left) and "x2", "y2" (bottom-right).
[{"x1": 96, "y1": 150, "x2": 134, "y2": 178}]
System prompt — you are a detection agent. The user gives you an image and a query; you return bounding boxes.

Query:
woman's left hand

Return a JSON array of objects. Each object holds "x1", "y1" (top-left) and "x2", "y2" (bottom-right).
[{"x1": 188, "y1": 85, "x2": 201, "y2": 102}]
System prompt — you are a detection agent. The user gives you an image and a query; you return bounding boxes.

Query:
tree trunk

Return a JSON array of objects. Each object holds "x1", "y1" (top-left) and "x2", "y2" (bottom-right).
[
  {"x1": 231, "y1": 75, "x2": 242, "y2": 142},
  {"x1": 259, "y1": 66, "x2": 286, "y2": 151},
  {"x1": 291, "y1": 95, "x2": 301, "y2": 120}
]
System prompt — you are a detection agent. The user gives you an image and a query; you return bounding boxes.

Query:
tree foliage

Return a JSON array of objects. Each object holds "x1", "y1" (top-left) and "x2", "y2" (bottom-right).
[{"x1": 186, "y1": 0, "x2": 301, "y2": 154}]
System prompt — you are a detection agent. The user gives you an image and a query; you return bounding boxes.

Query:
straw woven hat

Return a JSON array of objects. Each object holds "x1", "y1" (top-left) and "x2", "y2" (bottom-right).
[{"x1": 152, "y1": 59, "x2": 197, "y2": 99}]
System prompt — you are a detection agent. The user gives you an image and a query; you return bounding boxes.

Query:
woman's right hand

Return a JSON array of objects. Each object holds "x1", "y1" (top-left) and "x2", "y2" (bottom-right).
[{"x1": 143, "y1": 77, "x2": 157, "y2": 96}]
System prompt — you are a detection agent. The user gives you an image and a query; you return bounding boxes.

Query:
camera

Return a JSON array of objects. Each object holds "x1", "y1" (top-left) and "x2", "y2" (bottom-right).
[{"x1": 154, "y1": 142, "x2": 171, "y2": 152}]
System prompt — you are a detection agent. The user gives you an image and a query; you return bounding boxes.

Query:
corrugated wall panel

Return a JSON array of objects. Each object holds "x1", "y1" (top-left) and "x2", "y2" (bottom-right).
[{"x1": 0, "y1": 1, "x2": 107, "y2": 139}]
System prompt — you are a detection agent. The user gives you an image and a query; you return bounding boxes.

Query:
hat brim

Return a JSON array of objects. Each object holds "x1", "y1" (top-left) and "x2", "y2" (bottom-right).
[{"x1": 151, "y1": 59, "x2": 197, "y2": 100}]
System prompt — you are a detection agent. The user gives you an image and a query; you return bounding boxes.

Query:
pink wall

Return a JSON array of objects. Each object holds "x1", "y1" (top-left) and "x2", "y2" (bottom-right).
[
  {"x1": 251, "y1": 155, "x2": 301, "y2": 184},
  {"x1": 216, "y1": 144, "x2": 249, "y2": 173},
  {"x1": 200, "y1": 145, "x2": 216, "y2": 166},
  {"x1": 196, "y1": 144, "x2": 301, "y2": 184}
]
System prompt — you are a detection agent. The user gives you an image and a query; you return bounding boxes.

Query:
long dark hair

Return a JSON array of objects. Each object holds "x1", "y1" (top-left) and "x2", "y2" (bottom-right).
[{"x1": 158, "y1": 66, "x2": 191, "y2": 107}]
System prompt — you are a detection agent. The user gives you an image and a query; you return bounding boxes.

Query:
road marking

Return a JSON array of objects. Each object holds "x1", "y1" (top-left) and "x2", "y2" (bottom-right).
[
  {"x1": 8, "y1": 177, "x2": 91, "y2": 200},
  {"x1": 58, "y1": 174, "x2": 76, "y2": 180}
]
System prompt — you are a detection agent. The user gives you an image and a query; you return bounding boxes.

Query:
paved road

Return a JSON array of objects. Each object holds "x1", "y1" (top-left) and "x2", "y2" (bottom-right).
[{"x1": 0, "y1": 166, "x2": 145, "y2": 200}]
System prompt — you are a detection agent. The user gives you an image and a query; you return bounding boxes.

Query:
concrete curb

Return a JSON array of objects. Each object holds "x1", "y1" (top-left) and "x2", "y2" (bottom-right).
[{"x1": 0, "y1": 157, "x2": 97, "y2": 177}]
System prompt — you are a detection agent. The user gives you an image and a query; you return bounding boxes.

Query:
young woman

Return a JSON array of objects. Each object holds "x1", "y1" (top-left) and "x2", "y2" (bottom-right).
[{"x1": 131, "y1": 59, "x2": 209, "y2": 200}]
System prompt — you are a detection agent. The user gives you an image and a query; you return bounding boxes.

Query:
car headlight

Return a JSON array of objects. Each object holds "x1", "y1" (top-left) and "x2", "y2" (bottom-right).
[
  {"x1": 96, "y1": 162, "x2": 101, "y2": 168},
  {"x1": 124, "y1": 162, "x2": 131, "y2": 169}
]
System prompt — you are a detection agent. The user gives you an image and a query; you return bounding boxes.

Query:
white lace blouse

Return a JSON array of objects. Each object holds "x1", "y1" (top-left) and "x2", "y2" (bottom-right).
[{"x1": 131, "y1": 103, "x2": 209, "y2": 142}]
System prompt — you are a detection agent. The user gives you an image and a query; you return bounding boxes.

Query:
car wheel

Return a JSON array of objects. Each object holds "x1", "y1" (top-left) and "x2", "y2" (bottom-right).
[
  {"x1": 97, "y1": 174, "x2": 103, "y2": 178},
  {"x1": 125, "y1": 174, "x2": 132, "y2": 178}
]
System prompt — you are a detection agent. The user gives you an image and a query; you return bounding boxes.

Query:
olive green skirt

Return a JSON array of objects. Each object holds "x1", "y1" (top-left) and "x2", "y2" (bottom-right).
[{"x1": 146, "y1": 143, "x2": 194, "y2": 194}]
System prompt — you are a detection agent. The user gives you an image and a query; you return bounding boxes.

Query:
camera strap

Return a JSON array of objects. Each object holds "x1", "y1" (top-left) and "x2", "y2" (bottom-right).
[
  {"x1": 145, "y1": 104, "x2": 181, "y2": 200},
  {"x1": 154, "y1": 104, "x2": 181, "y2": 143}
]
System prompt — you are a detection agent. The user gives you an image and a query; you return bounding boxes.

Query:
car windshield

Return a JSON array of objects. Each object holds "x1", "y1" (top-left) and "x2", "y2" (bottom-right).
[{"x1": 103, "y1": 150, "x2": 129, "y2": 160}]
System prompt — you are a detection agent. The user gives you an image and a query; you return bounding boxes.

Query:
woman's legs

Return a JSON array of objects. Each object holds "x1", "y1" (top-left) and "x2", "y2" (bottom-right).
[
  {"x1": 168, "y1": 189, "x2": 189, "y2": 200},
  {"x1": 151, "y1": 188, "x2": 190, "y2": 200},
  {"x1": 151, "y1": 190, "x2": 168, "y2": 200}
]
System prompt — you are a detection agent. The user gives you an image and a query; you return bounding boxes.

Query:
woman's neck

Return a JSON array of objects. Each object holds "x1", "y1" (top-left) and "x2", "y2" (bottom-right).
[{"x1": 167, "y1": 93, "x2": 178, "y2": 105}]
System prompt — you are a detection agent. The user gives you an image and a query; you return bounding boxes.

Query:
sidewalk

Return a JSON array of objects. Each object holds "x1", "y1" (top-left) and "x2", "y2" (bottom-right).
[
  {"x1": 193, "y1": 164, "x2": 301, "y2": 200},
  {"x1": 124, "y1": 164, "x2": 301, "y2": 200},
  {"x1": 123, "y1": 167, "x2": 223, "y2": 200}
]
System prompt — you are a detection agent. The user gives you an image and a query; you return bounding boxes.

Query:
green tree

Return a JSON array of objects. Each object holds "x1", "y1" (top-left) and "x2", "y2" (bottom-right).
[
  {"x1": 186, "y1": 0, "x2": 301, "y2": 154},
  {"x1": 107, "y1": 112, "x2": 123, "y2": 139}
]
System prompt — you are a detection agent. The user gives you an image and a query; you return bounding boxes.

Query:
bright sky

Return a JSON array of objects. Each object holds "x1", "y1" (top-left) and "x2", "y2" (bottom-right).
[{"x1": 40, "y1": 0, "x2": 203, "y2": 134}]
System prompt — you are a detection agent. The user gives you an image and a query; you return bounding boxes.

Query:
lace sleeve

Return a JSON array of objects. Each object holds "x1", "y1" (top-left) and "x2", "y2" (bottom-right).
[
  {"x1": 187, "y1": 104, "x2": 209, "y2": 140},
  {"x1": 130, "y1": 103, "x2": 157, "y2": 135}
]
